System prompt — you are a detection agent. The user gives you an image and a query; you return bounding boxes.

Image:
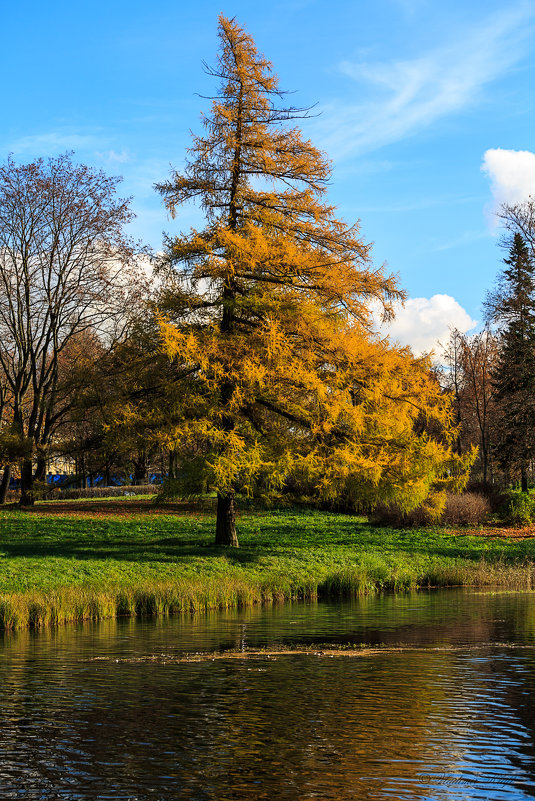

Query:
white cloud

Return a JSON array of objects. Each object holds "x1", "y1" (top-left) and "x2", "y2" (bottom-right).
[
  {"x1": 481, "y1": 148, "x2": 535, "y2": 213},
  {"x1": 377, "y1": 294, "x2": 477, "y2": 355},
  {"x1": 318, "y1": 6, "x2": 533, "y2": 159}
]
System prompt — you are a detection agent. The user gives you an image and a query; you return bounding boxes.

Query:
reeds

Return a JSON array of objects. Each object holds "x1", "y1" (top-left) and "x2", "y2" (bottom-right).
[{"x1": 1, "y1": 559, "x2": 535, "y2": 630}]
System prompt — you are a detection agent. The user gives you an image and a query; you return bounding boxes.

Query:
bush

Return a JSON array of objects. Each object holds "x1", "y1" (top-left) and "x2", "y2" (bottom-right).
[
  {"x1": 158, "y1": 476, "x2": 209, "y2": 501},
  {"x1": 466, "y1": 481, "x2": 508, "y2": 513},
  {"x1": 54, "y1": 484, "x2": 159, "y2": 500},
  {"x1": 370, "y1": 492, "x2": 446, "y2": 528},
  {"x1": 371, "y1": 491, "x2": 490, "y2": 528},
  {"x1": 502, "y1": 491, "x2": 535, "y2": 527},
  {"x1": 442, "y1": 492, "x2": 490, "y2": 526}
]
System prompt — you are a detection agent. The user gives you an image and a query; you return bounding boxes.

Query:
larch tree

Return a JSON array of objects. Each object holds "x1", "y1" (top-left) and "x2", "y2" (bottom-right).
[
  {"x1": 487, "y1": 232, "x2": 535, "y2": 491},
  {"x1": 155, "y1": 16, "x2": 471, "y2": 546}
]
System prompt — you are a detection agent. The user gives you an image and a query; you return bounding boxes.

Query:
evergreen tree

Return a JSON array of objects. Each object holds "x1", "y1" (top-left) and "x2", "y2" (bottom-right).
[{"x1": 487, "y1": 232, "x2": 535, "y2": 491}]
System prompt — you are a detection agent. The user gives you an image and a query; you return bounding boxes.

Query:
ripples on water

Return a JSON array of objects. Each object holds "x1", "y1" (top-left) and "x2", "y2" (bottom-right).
[{"x1": 2, "y1": 590, "x2": 535, "y2": 799}]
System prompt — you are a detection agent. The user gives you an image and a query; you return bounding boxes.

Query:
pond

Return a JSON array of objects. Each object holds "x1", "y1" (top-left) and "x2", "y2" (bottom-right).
[{"x1": 2, "y1": 589, "x2": 535, "y2": 799}]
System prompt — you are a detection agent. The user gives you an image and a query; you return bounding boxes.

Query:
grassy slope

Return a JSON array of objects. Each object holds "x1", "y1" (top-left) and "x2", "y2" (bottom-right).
[{"x1": 0, "y1": 498, "x2": 534, "y2": 629}]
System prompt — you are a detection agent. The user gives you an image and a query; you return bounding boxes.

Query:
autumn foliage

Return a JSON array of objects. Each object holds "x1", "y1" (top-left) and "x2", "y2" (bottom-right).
[{"x1": 153, "y1": 16, "x2": 472, "y2": 545}]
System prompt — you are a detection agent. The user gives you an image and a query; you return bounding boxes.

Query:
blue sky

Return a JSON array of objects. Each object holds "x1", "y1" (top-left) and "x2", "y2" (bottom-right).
[{"x1": 3, "y1": 0, "x2": 535, "y2": 352}]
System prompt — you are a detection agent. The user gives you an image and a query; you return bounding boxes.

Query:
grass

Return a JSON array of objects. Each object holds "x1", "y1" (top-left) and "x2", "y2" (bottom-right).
[{"x1": 1, "y1": 497, "x2": 535, "y2": 629}]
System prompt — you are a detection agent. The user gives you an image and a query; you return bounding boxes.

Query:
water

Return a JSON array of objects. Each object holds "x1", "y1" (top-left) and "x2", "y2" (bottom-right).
[{"x1": 2, "y1": 590, "x2": 535, "y2": 799}]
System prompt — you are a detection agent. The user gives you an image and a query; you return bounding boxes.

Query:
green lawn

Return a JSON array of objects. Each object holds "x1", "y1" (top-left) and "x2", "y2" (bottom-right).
[{"x1": 0, "y1": 499, "x2": 534, "y2": 629}]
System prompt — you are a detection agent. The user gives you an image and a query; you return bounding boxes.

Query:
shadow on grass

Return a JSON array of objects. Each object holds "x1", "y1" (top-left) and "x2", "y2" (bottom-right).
[
  {"x1": 20, "y1": 498, "x2": 217, "y2": 517},
  {"x1": 247, "y1": 517, "x2": 532, "y2": 561},
  {"x1": 351, "y1": 522, "x2": 534, "y2": 564},
  {"x1": 1, "y1": 505, "x2": 534, "y2": 567},
  {"x1": 0, "y1": 535, "x2": 262, "y2": 565}
]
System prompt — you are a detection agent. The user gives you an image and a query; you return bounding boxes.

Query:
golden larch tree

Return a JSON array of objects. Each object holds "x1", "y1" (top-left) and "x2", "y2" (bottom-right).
[{"x1": 155, "y1": 16, "x2": 471, "y2": 545}]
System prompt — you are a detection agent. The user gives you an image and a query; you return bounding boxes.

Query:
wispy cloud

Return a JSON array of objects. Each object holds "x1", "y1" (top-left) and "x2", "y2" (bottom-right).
[
  {"x1": 356, "y1": 193, "x2": 479, "y2": 214},
  {"x1": 317, "y1": 5, "x2": 533, "y2": 159},
  {"x1": 96, "y1": 149, "x2": 130, "y2": 164},
  {"x1": 389, "y1": 0, "x2": 429, "y2": 16},
  {"x1": 6, "y1": 130, "x2": 106, "y2": 155},
  {"x1": 431, "y1": 229, "x2": 490, "y2": 252}
]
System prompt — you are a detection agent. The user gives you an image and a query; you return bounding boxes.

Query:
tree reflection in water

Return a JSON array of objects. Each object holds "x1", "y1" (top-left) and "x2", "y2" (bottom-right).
[{"x1": 0, "y1": 590, "x2": 535, "y2": 799}]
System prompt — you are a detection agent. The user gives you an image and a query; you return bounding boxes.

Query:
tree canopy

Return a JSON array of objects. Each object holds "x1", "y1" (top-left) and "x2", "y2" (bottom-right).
[
  {"x1": 150, "y1": 16, "x2": 472, "y2": 545},
  {"x1": 0, "y1": 153, "x2": 137, "y2": 504}
]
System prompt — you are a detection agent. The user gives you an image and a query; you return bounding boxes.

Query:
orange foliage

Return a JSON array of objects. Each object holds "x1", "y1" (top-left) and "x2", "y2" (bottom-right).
[{"x1": 154, "y1": 16, "x2": 472, "y2": 536}]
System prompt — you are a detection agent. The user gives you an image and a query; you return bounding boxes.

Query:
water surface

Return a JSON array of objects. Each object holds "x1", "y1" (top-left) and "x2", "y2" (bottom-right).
[{"x1": 2, "y1": 589, "x2": 535, "y2": 799}]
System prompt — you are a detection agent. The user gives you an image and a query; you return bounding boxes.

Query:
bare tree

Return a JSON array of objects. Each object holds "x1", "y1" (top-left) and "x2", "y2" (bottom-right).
[
  {"x1": 0, "y1": 369, "x2": 14, "y2": 503},
  {"x1": 441, "y1": 328, "x2": 465, "y2": 455},
  {"x1": 460, "y1": 329, "x2": 499, "y2": 487},
  {"x1": 499, "y1": 199, "x2": 535, "y2": 256},
  {"x1": 0, "y1": 153, "x2": 137, "y2": 504},
  {"x1": 441, "y1": 328, "x2": 500, "y2": 487}
]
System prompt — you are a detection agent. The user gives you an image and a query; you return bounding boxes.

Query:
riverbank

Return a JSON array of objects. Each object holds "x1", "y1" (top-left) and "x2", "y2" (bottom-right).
[{"x1": 1, "y1": 497, "x2": 535, "y2": 630}]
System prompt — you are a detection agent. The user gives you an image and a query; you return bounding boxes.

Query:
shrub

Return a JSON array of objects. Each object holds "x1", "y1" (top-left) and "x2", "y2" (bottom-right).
[
  {"x1": 442, "y1": 492, "x2": 490, "y2": 526},
  {"x1": 55, "y1": 484, "x2": 159, "y2": 500},
  {"x1": 466, "y1": 481, "x2": 508, "y2": 513},
  {"x1": 502, "y1": 491, "x2": 535, "y2": 527},
  {"x1": 371, "y1": 491, "x2": 491, "y2": 528},
  {"x1": 370, "y1": 491, "x2": 446, "y2": 528},
  {"x1": 158, "y1": 478, "x2": 198, "y2": 501}
]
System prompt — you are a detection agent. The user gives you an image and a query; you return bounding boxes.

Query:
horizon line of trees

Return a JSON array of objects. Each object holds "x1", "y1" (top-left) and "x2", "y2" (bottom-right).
[
  {"x1": 442, "y1": 202, "x2": 535, "y2": 494},
  {"x1": 2, "y1": 15, "x2": 526, "y2": 543}
]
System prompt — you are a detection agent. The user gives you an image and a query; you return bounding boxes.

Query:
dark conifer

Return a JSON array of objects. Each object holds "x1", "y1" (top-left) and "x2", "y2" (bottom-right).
[{"x1": 487, "y1": 233, "x2": 535, "y2": 491}]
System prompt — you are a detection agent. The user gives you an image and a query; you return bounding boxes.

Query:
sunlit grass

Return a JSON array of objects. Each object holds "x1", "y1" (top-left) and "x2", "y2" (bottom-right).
[{"x1": 1, "y1": 500, "x2": 535, "y2": 629}]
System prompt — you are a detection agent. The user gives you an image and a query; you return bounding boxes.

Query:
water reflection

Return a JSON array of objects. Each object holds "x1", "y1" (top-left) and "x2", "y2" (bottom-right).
[{"x1": 2, "y1": 590, "x2": 535, "y2": 798}]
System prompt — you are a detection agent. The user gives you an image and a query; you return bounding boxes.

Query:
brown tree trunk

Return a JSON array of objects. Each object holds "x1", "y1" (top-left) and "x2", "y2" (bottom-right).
[
  {"x1": 133, "y1": 452, "x2": 147, "y2": 485},
  {"x1": 521, "y1": 465, "x2": 529, "y2": 493},
  {"x1": 80, "y1": 454, "x2": 86, "y2": 489},
  {"x1": 35, "y1": 454, "x2": 47, "y2": 481},
  {"x1": 215, "y1": 492, "x2": 238, "y2": 546},
  {"x1": 20, "y1": 459, "x2": 35, "y2": 506},
  {"x1": 169, "y1": 450, "x2": 177, "y2": 480},
  {"x1": 0, "y1": 465, "x2": 11, "y2": 504}
]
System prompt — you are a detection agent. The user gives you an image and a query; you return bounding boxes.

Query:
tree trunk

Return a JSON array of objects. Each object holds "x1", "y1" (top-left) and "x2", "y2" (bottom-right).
[
  {"x1": 80, "y1": 454, "x2": 86, "y2": 489},
  {"x1": 521, "y1": 464, "x2": 529, "y2": 493},
  {"x1": 35, "y1": 453, "x2": 47, "y2": 498},
  {"x1": 215, "y1": 492, "x2": 239, "y2": 547},
  {"x1": 133, "y1": 453, "x2": 147, "y2": 485},
  {"x1": 20, "y1": 459, "x2": 35, "y2": 506},
  {"x1": 35, "y1": 454, "x2": 47, "y2": 481},
  {"x1": 0, "y1": 465, "x2": 11, "y2": 505},
  {"x1": 169, "y1": 450, "x2": 177, "y2": 480}
]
